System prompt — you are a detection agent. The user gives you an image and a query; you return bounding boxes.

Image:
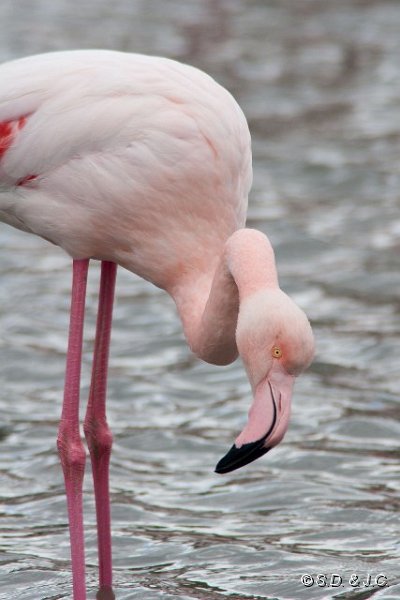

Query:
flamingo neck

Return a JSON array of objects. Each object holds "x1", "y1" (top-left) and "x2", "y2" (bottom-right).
[{"x1": 170, "y1": 228, "x2": 279, "y2": 365}]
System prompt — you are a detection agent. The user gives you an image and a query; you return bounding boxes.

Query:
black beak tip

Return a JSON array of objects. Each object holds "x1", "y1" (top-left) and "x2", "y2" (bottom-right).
[
  {"x1": 214, "y1": 439, "x2": 271, "y2": 474},
  {"x1": 216, "y1": 387, "x2": 277, "y2": 474}
]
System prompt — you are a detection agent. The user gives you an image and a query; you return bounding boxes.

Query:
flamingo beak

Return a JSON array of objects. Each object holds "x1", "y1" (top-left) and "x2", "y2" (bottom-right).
[{"x1": 214, "y1": 362, "x2": 294, "y2": 474}]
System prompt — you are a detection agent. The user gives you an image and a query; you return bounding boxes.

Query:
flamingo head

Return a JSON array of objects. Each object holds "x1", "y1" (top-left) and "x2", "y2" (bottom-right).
[{"x1": 215, "y1": 289, "x2": 314, "y2": 474}]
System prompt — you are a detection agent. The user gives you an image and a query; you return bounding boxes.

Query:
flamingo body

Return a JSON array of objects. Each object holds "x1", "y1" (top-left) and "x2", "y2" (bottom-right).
[
  {"x1": 0, "y1": 51, "x2": 314, "y2": 599},
  {"x1": 0, "y1": 50, "x2": 251, "y2": 290}
]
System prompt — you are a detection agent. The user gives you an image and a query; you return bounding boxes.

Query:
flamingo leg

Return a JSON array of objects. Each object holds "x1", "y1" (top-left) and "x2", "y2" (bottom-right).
[
  {"x1": 83, "y1": 261, "x2": 117, "y2": 599},
  {"x1": 57, "y1": 258, "x2": 89, "y2": 600}
]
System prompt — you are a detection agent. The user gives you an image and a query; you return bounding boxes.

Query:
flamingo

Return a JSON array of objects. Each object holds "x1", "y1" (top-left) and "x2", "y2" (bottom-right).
[{"x1": 0, "y1": 50, "x2": 314, "y2": 599}]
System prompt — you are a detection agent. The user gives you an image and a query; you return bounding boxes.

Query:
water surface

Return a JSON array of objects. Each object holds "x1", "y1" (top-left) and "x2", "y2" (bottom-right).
[{"x1": 1, "y1": 1, "x2": 400, "y2": 599}]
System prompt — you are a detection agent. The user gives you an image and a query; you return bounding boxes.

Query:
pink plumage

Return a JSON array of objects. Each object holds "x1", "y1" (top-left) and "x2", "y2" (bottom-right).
[{"x1": 0, "y1": 50, "x2": 314, "y2": 599}]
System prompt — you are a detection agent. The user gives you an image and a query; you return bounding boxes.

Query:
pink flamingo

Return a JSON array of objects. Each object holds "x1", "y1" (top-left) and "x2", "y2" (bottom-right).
[{"x1": 0, "y1": 50, "x2": 314, "y2": 599}]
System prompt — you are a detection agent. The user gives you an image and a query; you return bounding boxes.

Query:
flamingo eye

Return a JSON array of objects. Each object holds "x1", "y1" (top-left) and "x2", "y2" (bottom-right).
[{"x1": 272, "y1": 346, "x2": 282, "y2": 359}]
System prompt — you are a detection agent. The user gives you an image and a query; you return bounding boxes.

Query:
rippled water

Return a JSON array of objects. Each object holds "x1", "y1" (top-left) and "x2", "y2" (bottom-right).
[{"x1": 1, "y1": 1, "x2": 400, "y2": 599}]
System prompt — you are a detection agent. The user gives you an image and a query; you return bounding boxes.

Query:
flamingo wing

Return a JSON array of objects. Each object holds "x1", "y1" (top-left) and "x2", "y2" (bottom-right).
[{"x1": 0, "y1": 51, "x2": 252, "y2": 282}]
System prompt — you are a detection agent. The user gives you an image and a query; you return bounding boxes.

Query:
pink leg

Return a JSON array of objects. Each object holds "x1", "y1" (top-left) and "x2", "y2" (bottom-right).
[
  {"x1": 83, "y1": 261, "x2": 117, "y2": 600},
  {"x1": 57, "y1": 258, "x2": 89, "y2": 600}
]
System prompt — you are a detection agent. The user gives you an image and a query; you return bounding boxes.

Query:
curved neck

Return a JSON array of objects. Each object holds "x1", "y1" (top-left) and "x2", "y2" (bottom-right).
[{"x1": 169, "y1": 228, "x2": 278, "y2": 365}]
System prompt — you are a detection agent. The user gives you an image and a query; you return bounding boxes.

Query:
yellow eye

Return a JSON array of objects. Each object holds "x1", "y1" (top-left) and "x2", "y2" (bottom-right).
[{"x1": 272, "y1": 346, "x2": 282, "y2": 359}]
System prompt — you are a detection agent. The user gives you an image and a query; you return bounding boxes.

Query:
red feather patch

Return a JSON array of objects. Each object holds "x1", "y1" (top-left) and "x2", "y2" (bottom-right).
[
  {"x1": 0, "y1": 116, "x2": 27, "y2": 159},
  {"x1": 0, "y1": 116, "x2": 37, "y2": 186}
]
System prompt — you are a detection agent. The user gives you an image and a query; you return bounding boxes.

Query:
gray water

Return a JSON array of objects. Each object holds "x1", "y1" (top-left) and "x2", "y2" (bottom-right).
[{"x1": 0, "y1": 1, "x2": 399, "y2": 599}]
